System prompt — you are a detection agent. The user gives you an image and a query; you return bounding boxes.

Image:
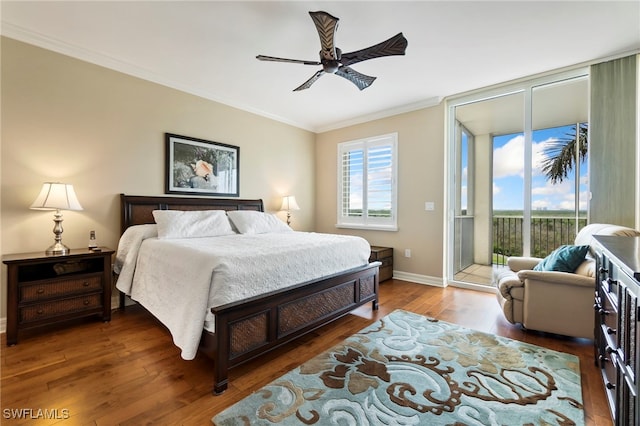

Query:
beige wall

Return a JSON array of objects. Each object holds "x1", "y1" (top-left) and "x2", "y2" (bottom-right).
[
  {"x1": 1, "y1": 38, "x2": 316, "y2": 318},
  {"x1": 473, "y1": 133, "x2": 493, "y2": 265},
  {"x1": 315, "y1": 106, "x2": 445, "y2": 282}
]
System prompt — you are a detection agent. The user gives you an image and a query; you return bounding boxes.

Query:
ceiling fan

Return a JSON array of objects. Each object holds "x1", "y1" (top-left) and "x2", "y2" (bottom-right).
[{"x1": 256, "y1": 11, "x2": 408, "y2": 91}]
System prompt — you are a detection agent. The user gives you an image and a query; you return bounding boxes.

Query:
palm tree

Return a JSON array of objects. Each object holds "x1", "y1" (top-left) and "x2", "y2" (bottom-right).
[{"x1": 539, "y1": 123, "x2": 588, "y2": 184}]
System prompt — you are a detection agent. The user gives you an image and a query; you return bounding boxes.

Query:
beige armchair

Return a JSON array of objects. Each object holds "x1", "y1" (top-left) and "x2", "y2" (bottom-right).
[{"x1": 495, "y1": 223, "x2": 640, "y2": 339}]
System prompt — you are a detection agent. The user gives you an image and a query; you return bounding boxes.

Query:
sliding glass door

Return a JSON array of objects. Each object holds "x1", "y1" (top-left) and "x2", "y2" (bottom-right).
[{"x1": 447, "y1": 70, "x2": 588, "y2": 288}]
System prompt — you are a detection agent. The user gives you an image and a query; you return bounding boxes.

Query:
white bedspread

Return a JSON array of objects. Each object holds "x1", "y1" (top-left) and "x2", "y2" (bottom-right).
[{"x1": 115, "y1": 229, "x2": 370, "y2": 360}]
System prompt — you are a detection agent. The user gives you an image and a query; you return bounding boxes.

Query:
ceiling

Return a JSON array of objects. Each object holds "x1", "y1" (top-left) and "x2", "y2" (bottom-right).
[{"x1": 2, "y1": 1, "x2": 639, "y2": 133}]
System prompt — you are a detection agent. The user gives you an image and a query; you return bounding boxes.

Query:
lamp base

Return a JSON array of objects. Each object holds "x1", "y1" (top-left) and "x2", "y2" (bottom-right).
[{"x1": 46, "y1": 242, "x2": 70, "y2": 256}]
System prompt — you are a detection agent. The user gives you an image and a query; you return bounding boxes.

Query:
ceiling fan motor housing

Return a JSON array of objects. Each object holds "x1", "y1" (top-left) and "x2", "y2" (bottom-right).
[{"x1": 321, "y1": 47, "x2": 342, "y2": 73}]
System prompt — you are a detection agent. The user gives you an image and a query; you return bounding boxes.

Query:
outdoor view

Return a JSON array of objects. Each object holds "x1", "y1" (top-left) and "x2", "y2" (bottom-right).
[
  {"x1": 492, "y1": 123, "x2": 588, "y2": 263},
  {"x1": 339, "y1": 135, "x2": 396, "y2": 224}
]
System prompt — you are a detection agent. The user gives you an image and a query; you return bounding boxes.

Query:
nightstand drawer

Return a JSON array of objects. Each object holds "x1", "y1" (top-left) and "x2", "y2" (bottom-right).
[
  {"x1": 369, "y1": 246, "x2": 393, "y2": 282},
  {"x1": 19, "y1": 274, "x2": 102, "y2": 303},
  {"x1": 19, "y1": 293, "x2": 103, "y2": 324},
  {"x1": 369, "y1": 247, "x2": 393, "y2": 261}
]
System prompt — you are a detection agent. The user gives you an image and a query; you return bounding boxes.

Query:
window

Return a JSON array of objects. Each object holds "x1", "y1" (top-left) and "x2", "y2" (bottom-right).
[{"x1": 337, "y1": 133, "x2": 398, "y2": 230}]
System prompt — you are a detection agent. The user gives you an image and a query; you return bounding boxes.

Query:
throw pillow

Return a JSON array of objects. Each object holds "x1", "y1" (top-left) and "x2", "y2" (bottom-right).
[{"x1": 533, "y1": 245, "x2": 590, "y2": 273}]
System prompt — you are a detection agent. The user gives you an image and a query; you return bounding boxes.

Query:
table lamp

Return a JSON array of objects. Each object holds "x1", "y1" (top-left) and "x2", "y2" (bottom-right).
[
  {"x1": 280, "y1": 195, "x2": 300, "y2": 226},
  {"x1": 30, "y1": 182, "x2": 83, "y2": 255}
]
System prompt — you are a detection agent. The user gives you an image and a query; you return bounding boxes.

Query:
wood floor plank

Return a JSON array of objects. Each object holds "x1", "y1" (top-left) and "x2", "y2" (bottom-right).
[{"x1": 1, "y1": 280, "x2": 612, "y2": 425}]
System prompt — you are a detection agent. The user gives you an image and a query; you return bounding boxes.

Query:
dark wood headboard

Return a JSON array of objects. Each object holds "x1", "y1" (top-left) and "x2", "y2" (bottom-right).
[{"x1": 120, "y1": 194, "x2": 264, "y2": 234}]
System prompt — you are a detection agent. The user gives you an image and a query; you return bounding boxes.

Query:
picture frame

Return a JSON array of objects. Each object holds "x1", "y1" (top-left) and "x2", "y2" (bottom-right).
[{"x1": 165, "y1": 133, "x2": 239, "y2": 197}]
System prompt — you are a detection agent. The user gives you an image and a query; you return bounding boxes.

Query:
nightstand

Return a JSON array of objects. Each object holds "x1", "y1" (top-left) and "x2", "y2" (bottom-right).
[
  {"x1": 369, "y1": 246, "x2": 393, "y2": 282},
  {"x1": 3, "y1": 248, "x2": 114, "y2": 345}
]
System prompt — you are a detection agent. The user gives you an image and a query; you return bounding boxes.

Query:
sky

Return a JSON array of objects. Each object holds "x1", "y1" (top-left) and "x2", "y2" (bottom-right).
[{"x1": 492, "y1": 124, "x2": 588, "y2": 212}]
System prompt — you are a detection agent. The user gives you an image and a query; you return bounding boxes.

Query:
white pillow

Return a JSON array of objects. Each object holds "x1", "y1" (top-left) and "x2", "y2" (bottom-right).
[
  {"x1": 152, "y1": 209, "x2": 235, "y2": 239},
  {"x1": 226, "y1": 210, "x2": 293, "y2": 234}
]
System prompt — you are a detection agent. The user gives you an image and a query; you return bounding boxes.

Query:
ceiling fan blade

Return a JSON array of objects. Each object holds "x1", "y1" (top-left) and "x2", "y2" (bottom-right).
[
  {"x1": 340, "y1": 32, "x2": 408, "y2": 67},
  {"x1": 256, "y1": 55, "x2": 321, "y2": 66},
  {"x1": 309, "y1": 11, "x2": 339, "y2": 60},
  {"x1": 335, "y1": 66, "x2": 377, "y2": 91},
  {"x1": 293, "y1": 70, "x2": 325, "y2": 91}
]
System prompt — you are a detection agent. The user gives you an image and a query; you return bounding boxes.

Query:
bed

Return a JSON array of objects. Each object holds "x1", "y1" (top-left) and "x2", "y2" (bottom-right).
[{"x1": 115, "y1": 194, "x2": 380, "y2": 394}]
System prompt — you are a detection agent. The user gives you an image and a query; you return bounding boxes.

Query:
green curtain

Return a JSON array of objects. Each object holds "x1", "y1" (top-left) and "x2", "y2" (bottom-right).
[{"x1": 589, "y1": 55, "x2": 638, "y2": 227}]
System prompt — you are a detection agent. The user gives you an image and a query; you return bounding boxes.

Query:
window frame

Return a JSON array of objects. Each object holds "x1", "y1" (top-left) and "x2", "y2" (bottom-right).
[{"x1": 336, "y1": 133, "x2": 398, "y2": 231}]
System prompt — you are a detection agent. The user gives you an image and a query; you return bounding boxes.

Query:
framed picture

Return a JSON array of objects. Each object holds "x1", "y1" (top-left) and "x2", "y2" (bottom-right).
[{"x1": 165, "y1": 133, "x2": 239, "y2": 197}]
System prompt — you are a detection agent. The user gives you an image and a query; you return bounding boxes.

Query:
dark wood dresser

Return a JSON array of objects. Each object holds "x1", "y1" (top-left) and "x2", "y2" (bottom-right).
[
  {"x1": 369, "y1": 246, "x2": 393, "y2": 282},
  {"x1": 593, "y1": 235, "x2": 640, "y2": 426},
  {"x1": 3, "y1": 248, "x2": 114, "y2": 345}
]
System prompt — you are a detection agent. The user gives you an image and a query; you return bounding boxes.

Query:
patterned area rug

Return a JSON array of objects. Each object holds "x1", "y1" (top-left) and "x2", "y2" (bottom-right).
[{"x1": 212, "y1": 309, "x2": 584, "y2": 425}]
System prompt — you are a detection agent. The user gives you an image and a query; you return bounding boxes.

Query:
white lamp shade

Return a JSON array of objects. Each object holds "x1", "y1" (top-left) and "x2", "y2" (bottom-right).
[
  {"x1": 30, "y1": 183, "x2": 83, "y2": 211},
  {"x1": 280, "y1": 195, "x2": 300, "y2": 211}
]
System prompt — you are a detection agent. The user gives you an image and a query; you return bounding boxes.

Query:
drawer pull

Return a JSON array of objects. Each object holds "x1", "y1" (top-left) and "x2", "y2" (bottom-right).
[
  {"x1": 83, "y1": 281, "x2": 90, "y2": 287},
  {"x1": 606, "y1": 382, "x2": 615, "y2": 390},
  {"x1": 36, "y1": 288, "x2": 45, "y2": 294},
  {"x1": 607, "y1": 327, "x2": 616, "y2": 335},
  {"x1": 599, "y1": 355, "x2": 610, "y2": 364},
  {"x1": 37, "y1": 309, "x2": 44, "y2": 315},
  {"x1": 599, "y1": 267, "x2": 608, "y2": 274},
  {"x1": 83, "y1": 299, "x2": 90, "y2": 306}
]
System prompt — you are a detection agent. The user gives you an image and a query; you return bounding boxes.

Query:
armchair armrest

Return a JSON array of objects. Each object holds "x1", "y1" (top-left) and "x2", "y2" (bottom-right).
[
  {"x1": 495, "y1": 268, "x2": 523, "y2": 298},
  {"x1": 507, "y1": 256, "x2": 543, "y2": 272},
  {"x1": 516, "y1": 270, "x2": 595, "y2": 288}
]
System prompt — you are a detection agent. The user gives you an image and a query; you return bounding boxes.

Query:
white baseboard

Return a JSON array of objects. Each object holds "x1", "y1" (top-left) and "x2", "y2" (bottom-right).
[
  {"x1": 448, "y1": 280, "x2": 498, "y2": 294},
  {"x1": 392, "y1": 270, "x2": 445, "y2": 287}
]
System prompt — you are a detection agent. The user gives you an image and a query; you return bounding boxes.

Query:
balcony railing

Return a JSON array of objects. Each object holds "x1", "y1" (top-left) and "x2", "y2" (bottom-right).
[{"x1": 493, "y1": 216, "x2": 587, "y2": 266}]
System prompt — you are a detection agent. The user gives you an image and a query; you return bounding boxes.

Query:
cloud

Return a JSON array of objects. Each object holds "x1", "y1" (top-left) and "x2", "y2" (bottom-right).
[
  {"x1": 532, "y1": 137, "x2": 564, "y2": 177},
  {"x1": 493, "y1": 134, "x2": 553, "y2": 179},
  {"x1": 530, "y1": 180, "x2": 589, "y2": 210},
  {"x1": 493, "y1": 135, "x2": 524, "y2": 178},
  {"x1": 532, "y1": 179, "x2": 572, "y2": 196}
]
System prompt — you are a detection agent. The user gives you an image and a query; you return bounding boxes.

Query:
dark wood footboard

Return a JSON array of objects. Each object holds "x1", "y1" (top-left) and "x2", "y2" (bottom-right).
[{"x1": 201, "y1": 262, "x2": 380, "y2": 394}]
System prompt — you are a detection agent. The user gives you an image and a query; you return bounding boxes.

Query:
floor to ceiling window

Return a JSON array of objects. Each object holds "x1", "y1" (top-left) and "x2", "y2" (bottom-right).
[{"x1": 446, "y1": 69, "x2": 589, "y2": 289}]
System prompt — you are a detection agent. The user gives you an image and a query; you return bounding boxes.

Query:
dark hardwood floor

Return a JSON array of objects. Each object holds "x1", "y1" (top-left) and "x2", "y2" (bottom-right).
[{"x1": 1, "y1": 280, "x2": 612, "y2": 425}]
